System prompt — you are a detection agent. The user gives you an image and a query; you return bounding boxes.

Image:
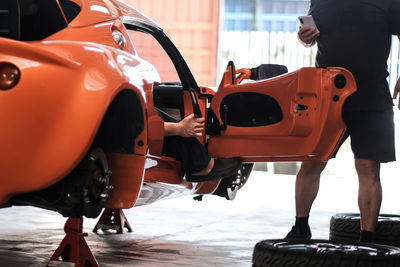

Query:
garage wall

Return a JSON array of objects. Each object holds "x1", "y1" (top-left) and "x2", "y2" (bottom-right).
[{"x1": 124, "y1": 0, "x2": 220, "y2": 86}]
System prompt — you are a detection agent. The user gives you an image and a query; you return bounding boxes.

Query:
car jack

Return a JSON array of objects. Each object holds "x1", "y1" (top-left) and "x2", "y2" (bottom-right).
[
  {"x1": 47, "y1": 217, "x2": 98, "y2": 267},
  {"x1": 92, "y1": 208, "x2": 132, "y2": 234}
]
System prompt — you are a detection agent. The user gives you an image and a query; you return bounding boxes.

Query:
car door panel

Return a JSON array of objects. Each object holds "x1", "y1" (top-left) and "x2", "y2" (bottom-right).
[{"x1": 207, "y1": 65, "x2": 356, "y2": 162}]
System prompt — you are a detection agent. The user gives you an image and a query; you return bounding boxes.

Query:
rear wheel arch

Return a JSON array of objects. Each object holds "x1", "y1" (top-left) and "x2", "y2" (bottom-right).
[{"x1": 92, "y1": 89, "x2": 145, "y2": 154}]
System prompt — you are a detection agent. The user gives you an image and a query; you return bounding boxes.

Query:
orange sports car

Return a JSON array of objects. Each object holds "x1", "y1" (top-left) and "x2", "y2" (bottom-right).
[{"x1": 0, "y1": 0, "x2": 356, "y2": 219}]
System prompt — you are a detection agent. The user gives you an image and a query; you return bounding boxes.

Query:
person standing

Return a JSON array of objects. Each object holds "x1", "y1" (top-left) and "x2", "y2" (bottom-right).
[{"x1": 286, "y1": 0, "x2": 400, "y2": 243}]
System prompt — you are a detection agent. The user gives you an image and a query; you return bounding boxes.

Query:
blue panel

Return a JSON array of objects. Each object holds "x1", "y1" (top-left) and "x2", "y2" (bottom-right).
[{"x1": 224, "y1": 0, "x2": 310, "y2": 32}]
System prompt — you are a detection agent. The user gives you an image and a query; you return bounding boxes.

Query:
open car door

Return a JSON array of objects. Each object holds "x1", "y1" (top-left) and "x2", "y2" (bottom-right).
[{"x1": 207, "y1": 62, "x2": 357, "y2": 162}]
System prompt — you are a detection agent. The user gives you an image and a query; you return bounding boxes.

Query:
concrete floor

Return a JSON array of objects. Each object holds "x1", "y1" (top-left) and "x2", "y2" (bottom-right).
[{"x1": 0, "y1": 163, "x2": 399, "y2": 267}]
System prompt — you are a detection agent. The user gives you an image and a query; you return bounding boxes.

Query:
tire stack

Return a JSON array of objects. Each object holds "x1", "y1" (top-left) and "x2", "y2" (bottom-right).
[
  {"x1": 252, "y1": 239, "x2": 400, "y2": 267},
  {"x1": 330, "y1": 213, "x2": 400, "y2": 246},
  {"x1": 252, "y1": 213, "x2": 400, "y2": 266}
]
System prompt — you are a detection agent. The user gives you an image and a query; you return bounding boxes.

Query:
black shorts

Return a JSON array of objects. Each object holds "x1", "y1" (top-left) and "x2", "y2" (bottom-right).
[
  {"x1": 156, "y1": 108, "x2": 211, "y2": 174},
  {"x1": 332, "y1": 108, "x2": 396, "y2": 163},
  {"x1": 163, "y1": 136, "x2": 211, "y2": 174}
]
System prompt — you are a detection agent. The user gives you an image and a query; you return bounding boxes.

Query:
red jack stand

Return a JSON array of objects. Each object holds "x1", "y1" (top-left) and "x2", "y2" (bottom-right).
[
  {"x1": 47, "y1": 217, "x2": 98, "y2": 267},
  {"x1": 92, "y1": 208, "x2": 133, "y2": 234}
]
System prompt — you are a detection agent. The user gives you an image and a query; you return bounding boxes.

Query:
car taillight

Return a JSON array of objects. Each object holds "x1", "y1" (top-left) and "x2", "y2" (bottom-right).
[{"x1": 0, "y1": 62, "x2": 20, "y2": 90}]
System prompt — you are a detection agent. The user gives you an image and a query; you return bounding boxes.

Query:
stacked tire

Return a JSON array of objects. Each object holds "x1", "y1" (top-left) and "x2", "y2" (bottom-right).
[
  {"x1": 330, "y1": 213, "x2": 400, "y2": 246},
  {"x1": 253, "y1": 239, "x2": 400, "y2": 267}
]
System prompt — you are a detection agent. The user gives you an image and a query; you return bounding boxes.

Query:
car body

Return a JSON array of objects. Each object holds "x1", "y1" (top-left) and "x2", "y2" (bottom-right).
[{"x1": 0, "y1": 0, "x2": 356, "y2": 218}]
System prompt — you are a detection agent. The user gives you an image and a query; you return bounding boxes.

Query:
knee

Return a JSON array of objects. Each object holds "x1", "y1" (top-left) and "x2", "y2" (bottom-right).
[
  {"x1": 355, "y1": 159, "x2": 380, "y2": 180},
  {"x1": 298, "y1": 161, "x2": 327, "y2": 177}
]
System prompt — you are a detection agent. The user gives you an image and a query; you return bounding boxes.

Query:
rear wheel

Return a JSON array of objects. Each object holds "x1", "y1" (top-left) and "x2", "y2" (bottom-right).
[
  {"x1": 9, "y1": 148, "x2": 112, "y2": 218},
  {"x1": 253, "y1": 239, "x2": 400, "y2": 267},
  {"x1": 62, "y1": 148, "x2": 112, "y2": 218}
]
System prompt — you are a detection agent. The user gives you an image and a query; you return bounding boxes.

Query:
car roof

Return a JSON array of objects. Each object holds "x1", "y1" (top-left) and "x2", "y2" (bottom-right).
[{"x1": 67, "y1": 0, "x2": 161, "y2": 30}]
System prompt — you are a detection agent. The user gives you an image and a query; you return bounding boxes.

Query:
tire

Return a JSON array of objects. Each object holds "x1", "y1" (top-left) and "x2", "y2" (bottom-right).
[
  {"x1": 253, "y1": 239, "x2": 400, "y2": 267},
  {"x1": 330, "y1": 213, "x2": 400, "y2": 246}
]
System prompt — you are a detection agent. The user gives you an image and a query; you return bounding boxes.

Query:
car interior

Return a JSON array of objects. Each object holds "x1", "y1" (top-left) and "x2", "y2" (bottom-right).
[
  {"x1": 153, "y1": 83, "x2": 185, "y2": 122},
  {"x1": 0, "y1": 0, "x2": 80, "y2": 41}
]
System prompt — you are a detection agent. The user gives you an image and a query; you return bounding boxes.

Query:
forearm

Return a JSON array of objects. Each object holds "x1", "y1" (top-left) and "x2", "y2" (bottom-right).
[
  {"x1": 164, "y1": 114, "x2": 204, "y2": 137},
  {"x1": 164, "y1": 122, "x2": 181, "y2": 136}
]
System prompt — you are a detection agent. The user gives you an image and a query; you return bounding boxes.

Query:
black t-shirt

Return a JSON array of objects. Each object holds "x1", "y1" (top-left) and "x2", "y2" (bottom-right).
[{"x1": 310, "y1": 0, "x2": 400, "y2": 111}]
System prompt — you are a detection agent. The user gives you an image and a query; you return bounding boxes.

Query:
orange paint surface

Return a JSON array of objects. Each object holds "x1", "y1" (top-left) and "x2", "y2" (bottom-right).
[{"x1": 0, "y1": 0, "x2": 356, "y2": 213}]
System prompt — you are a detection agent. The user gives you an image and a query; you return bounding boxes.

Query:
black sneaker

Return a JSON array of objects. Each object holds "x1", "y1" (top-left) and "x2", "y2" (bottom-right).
[
  {"x1": 285, "y1": 225, "x2": 312, "y2": 239},
  {"x1": 186, "y1": 158, "x2": 242, "y2": 182}
]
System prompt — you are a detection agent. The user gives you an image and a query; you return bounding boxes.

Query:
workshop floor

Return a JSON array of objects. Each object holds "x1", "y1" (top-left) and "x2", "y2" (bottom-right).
[{"x1": 0, "y1": 157, "x2": 398, "y2": 267}]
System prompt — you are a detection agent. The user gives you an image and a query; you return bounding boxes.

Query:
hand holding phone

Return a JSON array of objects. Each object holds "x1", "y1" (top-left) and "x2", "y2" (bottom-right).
[
  {"x1": 298, "y1": 15, "x2": 319, "y2": 47},
  {"x1": 298, "y1": 15, "x2": 318, "y2": 30}
]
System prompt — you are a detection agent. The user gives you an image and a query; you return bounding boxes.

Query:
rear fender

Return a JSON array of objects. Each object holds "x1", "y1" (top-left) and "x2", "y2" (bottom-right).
[{"x1": 0, "y1": 40, "x2": 155, "y2": 205}]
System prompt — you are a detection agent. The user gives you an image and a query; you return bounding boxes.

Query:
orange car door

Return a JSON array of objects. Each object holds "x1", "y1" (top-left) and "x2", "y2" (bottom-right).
[{"x1": 207, "y1": 63, "x2": 357, "y2": 162}]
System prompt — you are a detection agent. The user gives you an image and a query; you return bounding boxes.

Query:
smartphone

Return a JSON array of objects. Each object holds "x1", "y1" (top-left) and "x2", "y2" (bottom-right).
[{"x1": 298, "y1": 15, "x2": 318, "y2": 30}]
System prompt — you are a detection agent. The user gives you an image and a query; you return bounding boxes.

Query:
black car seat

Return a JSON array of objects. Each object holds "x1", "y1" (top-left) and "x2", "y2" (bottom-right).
[{"x1": 153, "y1": 82, "x2": 185, "y2": 122}]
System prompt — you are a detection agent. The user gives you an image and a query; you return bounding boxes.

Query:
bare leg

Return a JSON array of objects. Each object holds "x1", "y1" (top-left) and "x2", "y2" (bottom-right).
[
  {"x1": 295, "y1": 161, "x2": 327, "y2": 217},
  {"x1": 355, "y1": 159, "x2": 381, "y2": 232},
  {"x1": 286, "y1": 161, "x2": 327, "y2": 238}
]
